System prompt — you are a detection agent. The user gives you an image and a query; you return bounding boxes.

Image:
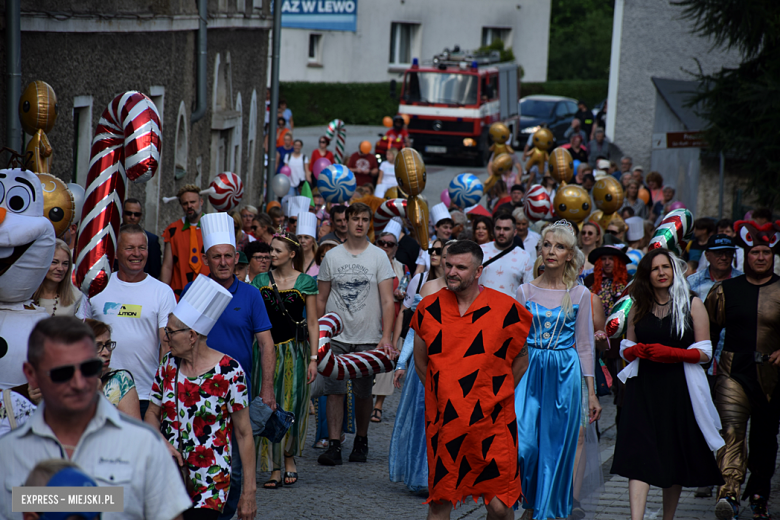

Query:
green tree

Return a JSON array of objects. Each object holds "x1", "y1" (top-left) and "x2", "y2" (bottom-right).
[
  {"x1": 674, "y1": 0, "x2": 780, "y2": 207},
  {"x1": 547, "y1": 0, "x2": 614, "y2": 82}
]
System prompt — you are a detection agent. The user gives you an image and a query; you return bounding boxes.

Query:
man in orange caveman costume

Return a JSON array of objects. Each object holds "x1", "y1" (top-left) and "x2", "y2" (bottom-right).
[{"x1": 412, "y1": 240, "x2": 532, "y2": 519}]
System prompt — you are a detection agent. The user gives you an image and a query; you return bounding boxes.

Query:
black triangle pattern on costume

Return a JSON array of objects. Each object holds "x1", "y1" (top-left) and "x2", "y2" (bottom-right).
[
  {"x1": 473, "y1": 458, "x2": 501, "y2": 485},
  {"x1": 442, "y1": 400, "x2": 459, "y2": 426},
  {"x1": 481, "y1": 434, "x2": 495, "y2": 459},
  {"x1": 458, "y1": 369, "x2": 479, "y2": 398},
  {"x1": 494, "y1": 338, "x2": 511, "y2": 360},
  {"x1": 433, "y1": 371, "x2": 440, "y2": 398},
  {"x1": 433, "y1": 457, "x2": 449, "y2": 488},
  {"x1": 464, "y1": 331, "x2": 485, "y2": 357},
  {"x1": 515, "y1": 457, "x2": 521, "y2": 479},
  {"x1": 417, "y1": 307, "x2": 424, "y2": 328},
  {"x1": 492, "y1": 374, "x2": 507, "y2": 396},
  {"x1": 508, "y1": 420, "x2": 518, "y2": 446},
  {"x1": 435, "y1": 409, "x2": 440, "y2": 424},
  {"x1": 426, "y1": 420, "x2": 431, "y2": 429},
  {"x1": 457, "y1": 456, "x2": 472, "y2": 488},
  {"x1": 503, "y1": 304, "x2": 521, "y2": 328},
  {"x1": 427, "y1": 297, "x2": 442, "y2": 323},
  {"x1": 472, "y1": 306, "x2": 491, "y2": 323},
  {"x1": 469, "y1": 400, "x2": 484, "y2": 426},
  {"x1": 429, "y1": 331, "x2": 443, "y2": 356},
  {"x1": 490, "y1": 403, "x2": 502, "y2": 423},
  {"x1": 445, "y1": 433, "x2": 467, "y2": 462},
  {"x1": 431, "y1": 431, "x2": 439, "y2": 458}
]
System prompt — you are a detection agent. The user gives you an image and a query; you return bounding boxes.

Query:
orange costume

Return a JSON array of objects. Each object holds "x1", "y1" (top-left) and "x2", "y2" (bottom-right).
[
  {"x1": 163, "y1": 217, "x2": 210, "y2": 298},
  {"x1": 411, "y1": 287, "x2": 532, "y2": 507}
]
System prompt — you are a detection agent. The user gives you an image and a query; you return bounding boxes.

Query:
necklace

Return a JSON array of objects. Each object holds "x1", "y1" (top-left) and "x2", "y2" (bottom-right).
[
  {"x1": 34, "y1": 293, "x2": 59, "y2": 316},
  {"x1": 653, "y1": 298, "x2": 670, "y2": 306}
]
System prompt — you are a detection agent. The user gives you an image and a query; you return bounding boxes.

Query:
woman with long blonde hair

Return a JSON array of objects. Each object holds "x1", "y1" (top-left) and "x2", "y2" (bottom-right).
[
  {"x1": 32, "y1": 239, "x2": 88, "y2": 317},
  {"x1": 514, "y1": 221, "x2": 601, "y2": 520}
]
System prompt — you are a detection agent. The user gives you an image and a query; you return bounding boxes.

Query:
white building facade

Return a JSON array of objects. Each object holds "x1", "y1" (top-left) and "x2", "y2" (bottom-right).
[{"x1": 277, "y1": 0, "x2": 551, "y2": 83}]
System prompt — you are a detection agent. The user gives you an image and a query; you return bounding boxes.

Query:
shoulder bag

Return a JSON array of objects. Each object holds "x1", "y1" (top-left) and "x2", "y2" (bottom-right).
[
  {"x1": 2, "y1": 389, "x2": 17, "y2": 430},
  {"x1": 482, "y1": 244, "x2": 516, "y2": 268}
]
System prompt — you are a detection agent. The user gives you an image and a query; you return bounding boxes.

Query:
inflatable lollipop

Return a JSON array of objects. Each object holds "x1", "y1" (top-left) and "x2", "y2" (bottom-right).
[
  {"x1": 448, "y1": 173, "x2": 483, "y2": 208},
  {"x1": 549, "y1": 147, "x2": 573, "y2": 184},
  {"x1": 374, "y1": 198, "x2": 407, "y2": 235},
  {"x1": 318, "y1": 163, "x2": 356, "y2": 203},
  {"x1": 553, "y1": 184, "x2": 592, "y2": 223},
  {"x1": 317, "y1": 312, "x2": 395, "y2": 379},
  {"x1": 648, "y1": 209, "x2": 694, "y2": 256},
  {"x1": 74, "y1": 91, "x2": 161, "y2": 297},
  {"x1": 524, "y1": 184, "x2": 553, "y2": 221},
  {"x1": 606, "y1": 292, "x2": 633, "y2": 338},
  {"x1": 207, "y1": 172, "x2": 244, "y2": 212}
]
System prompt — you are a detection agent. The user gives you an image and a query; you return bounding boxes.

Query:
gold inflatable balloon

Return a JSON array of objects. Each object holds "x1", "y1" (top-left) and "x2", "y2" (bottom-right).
[
  {"x1": 407, "y1": 196, "x2": 429, "y2": 247},
  {"x1": 384, "y1": 186, "x2": 407, "y2": 200},
  {"x1": 395, "y1": 147, "x2": 426, "y2": 197},
  {"x1": 19, "y1": 81, "x2": 58, "y2": 174},
  {"x1": 592, "y1": 176, "x2": 624, "y2": 215},
  {"x1": 38, "y1": 173, "x2": 75, "y2": 238},
  {"x1": 492, "y1": 153, "x2": 514, "y2": 176},
  {"x1": 553, "y1": 184, "x2": 591, "y2": 223},
  {"x1": 549, "y1": 147, "x2": 573, "y2": 184},
  {"x1": 489, "y1": 122, "x2": 514, "y2": 156},
  {"x1": 532, "y1": 127, "x2": 554, "y2": 152},
  {"x1": 525, "y1": 147, "x2": 548, "y2": 174}
]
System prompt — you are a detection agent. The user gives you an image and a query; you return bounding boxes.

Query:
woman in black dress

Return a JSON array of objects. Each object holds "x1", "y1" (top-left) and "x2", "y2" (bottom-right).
[{"x1": 611, "y1": 248, "x2": 723, "y2": 520}]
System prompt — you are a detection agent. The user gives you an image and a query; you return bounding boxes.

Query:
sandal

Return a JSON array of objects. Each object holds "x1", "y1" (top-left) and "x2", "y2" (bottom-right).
[
  {"x1": 284, "y1": 455, "x2": 298, "y2": 486},
  {"x1": 314, "y1": 438, "x2": 328, "y2": 449},
  {"x1": 263, "y1": 479, "x2": 283, "y2": 489},
  {"x1": 370, "y1": 408, "x2": 383, "y2": 423}
]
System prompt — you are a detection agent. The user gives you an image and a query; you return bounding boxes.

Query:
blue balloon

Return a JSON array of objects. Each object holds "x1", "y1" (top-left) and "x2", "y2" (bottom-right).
[
  {"x1": 573, "y1": 159, "x2": 582, "y2": 175},
  {"x1": 317, "y1": 164, "x2": 356, "y2": 203},
  {"x1": 448, "y1": 173, "x2": 484, "y2": 208}
]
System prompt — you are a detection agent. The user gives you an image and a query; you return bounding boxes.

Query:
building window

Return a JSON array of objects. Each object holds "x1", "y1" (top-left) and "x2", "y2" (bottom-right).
[
  {"x1": 481, "y1": 27, "x2": 511, "y2": 47},
  {"x1": 308, "y1": 34, "x2": 322, "y2": 62},
  {"x1": 389, "y1": 22, "x2": 418, "y2": 65},
  {"x1": 71, "y1": 96, "x2": 93, "y2": 186},
  {"x1": 174, "y1": 101, "x2": 188, "y2": 180}
]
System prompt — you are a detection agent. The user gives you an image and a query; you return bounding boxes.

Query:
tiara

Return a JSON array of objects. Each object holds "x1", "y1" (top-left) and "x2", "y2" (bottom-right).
[
  {"x1": 273, "y1": 233, "x2": 301, "y2": 247},
  {"x1": 551, "y1": 220, "x2": 576, "y2": 237}
]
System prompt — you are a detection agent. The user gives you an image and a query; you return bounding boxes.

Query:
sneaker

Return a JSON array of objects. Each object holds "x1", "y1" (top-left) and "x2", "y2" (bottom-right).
[
  {"x1": 715, "y1": 495, "x2": 739, "y2": 520},
  {"x1": 348, "y1": 435, "x2": 369, "y2": 463},
  {"x1": 750, "y1": 494, "x2": 771, "y2": 519},
  {"x1": 317, "y1": 441, "x2": 342, "y2": 466},
  {"x1": 571, "y1": 499, "x2": 585, "y2": 520}
]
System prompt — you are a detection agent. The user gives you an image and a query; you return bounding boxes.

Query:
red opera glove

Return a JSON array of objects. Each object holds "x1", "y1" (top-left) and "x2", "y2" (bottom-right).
[
  {"x1": 623, "y1": 343, "x2": 647, "y2": 362},
  {"x1": 643, "y1": 343, "x2": 701, "y2": 364}
]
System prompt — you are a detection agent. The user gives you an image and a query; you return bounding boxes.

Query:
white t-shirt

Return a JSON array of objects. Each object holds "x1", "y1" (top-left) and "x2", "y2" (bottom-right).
[
  {"x1": 86, "y1": 273, "x2": 176, "y2": 400},
  {"x1": 402, "y1": 272, "x2": 429, "y2": 309},
  {"x1": 375, "y1": 162, "x2": 398, "y2": 198},
  {"x1": 318, "y1": 243, "x2": 395, "y2": 344},
  {"x1": 284, "y1": 152, "x2": 309, "y2": 187},
  {"x1": 523, "y1": 230, "x2": 542, "y2": 257},
  {"x1": 480, "y1": 241, "x2": 533, "y2": 297}
]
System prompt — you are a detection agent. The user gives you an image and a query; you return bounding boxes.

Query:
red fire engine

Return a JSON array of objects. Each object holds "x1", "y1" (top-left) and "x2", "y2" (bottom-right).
[{"x1": 398, "y1": 48, "x2": 520, "y2": 165}]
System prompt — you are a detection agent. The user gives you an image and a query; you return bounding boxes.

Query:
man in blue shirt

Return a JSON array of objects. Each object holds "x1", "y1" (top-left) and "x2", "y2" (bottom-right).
[{"x1": 181, "y1": 212, "x2": 275, "y2": 520}]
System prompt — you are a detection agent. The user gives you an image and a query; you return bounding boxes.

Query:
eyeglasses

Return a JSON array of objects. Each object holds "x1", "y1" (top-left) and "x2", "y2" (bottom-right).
[
  {"x1": 377, "y1": 239, "x2": 397, "y2": 249},
  {"x1": 47, "y1": 359, "x2": 103, "y2": 383},
  {"x1": 605, "y1": 229, "x2": 618, "y2": 235},
  {"x1": 288, "y1": 218, "x2": 297, "y2": 224},
  {"x1": 582, "y1": 231, "x2": 596, "y2": 236},
  {"x1": 253, "y1": 255, "x2": 271, "y2": 262},
  {"x1": 319, "y1": 140, "x2": 327, "y2": 144},
  {"x1": 164, "y1": 327, "x2": 190, "y2": 341},
  {"x1": 428, "y1": 247, "x2": 443, "y2": 256},
  {"x1": 124, "y1": 211, "x2": 142, "y2": 218},
  {"x1": 96, "y1": 341, "x2": 117, "y2": 353}
]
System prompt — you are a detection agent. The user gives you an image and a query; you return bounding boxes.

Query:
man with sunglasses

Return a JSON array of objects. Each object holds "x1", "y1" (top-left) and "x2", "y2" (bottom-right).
[
  {"x1": 123, "y1": 197, "x2": 162, "y2": 279},
  {"x1": 0, "y1": 316, "x2": 192, "y2": 520},
  {"x1": 86, "y1": 224, "x2": 177, "y2": 420}
]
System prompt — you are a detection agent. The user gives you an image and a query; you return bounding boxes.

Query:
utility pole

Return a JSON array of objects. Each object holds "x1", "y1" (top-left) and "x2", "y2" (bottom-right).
[{"x1": 265, "y1": 0, "x2": 283, "y2": 204}]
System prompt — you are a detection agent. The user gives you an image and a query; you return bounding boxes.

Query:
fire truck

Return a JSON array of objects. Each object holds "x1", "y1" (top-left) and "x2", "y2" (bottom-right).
[{"x1": 397, "y1": 48, "x2": 519, "y2": 165}]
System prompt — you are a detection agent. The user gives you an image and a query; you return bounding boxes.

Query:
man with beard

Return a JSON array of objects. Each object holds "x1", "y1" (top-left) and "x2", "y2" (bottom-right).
[
  {"x1": 705, "y1": 220, "x2": 780, "y2": 520},
  {"x1": 316, "y1": 202, "x2": 396, "y2": 466},
  {"x1": 161, "y1": 184, "x2": 210, "y2": 298},
  {"x1": 412, "y1": 240, "x2": 532, "y2": 520},
  {"x1": 479, "y1": 214, "x2": 533, "y2": 297}
]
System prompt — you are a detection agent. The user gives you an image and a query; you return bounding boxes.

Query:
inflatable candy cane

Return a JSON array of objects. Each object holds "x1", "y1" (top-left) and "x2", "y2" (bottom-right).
[
  {"x1": 74, "y1": 92, "x2": 161, "y2": 297},
  {"x1": 325, "y1": 119, "x2": 346, "y2": 164},
  {"x1": 373, "y1": 198, "x2": 407, "y2": 235},
  {"x1": 317, "y1": 313, "x2": 396, "y2": 379}
]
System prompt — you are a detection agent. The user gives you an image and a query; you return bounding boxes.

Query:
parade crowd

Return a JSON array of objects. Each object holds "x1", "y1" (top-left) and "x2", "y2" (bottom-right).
[{"x1": 1, "y1": 103, "x2": 780, "y2": 520}]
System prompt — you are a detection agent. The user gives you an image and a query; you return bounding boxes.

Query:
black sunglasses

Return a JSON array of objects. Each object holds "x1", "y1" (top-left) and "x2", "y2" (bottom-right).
[
  {"x1": 428, "y1": 247, "x2": 443, "y2": 255},
  {"x1": 124, "y1": 211, "x2": 142, "y2": 218},
  {"x1": 377, "y1": 239, "x2": 397, "y2": 248},
  {"x1": 605, "y1": 229, "x2": 618, "y2": 235},
  {"x1": 47, "y1": 359, "x2": 103, "y2": 383}
]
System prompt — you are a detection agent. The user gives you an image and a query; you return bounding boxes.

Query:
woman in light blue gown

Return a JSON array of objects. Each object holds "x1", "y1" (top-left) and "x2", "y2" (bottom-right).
[{"x1": 514, "y1": 222, "x2": 600, "y2": 519}]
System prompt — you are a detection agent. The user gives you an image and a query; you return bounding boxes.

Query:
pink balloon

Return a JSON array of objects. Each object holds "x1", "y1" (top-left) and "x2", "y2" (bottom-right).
[
  {"x1": 280, "y1": 165, "x2": 292, "y2": 177},
  {"x1": 312, "y1": 157, "x2": 332, "y2": 180},
  {"x1": 669, "y1": 201, "x2": 686, "y2": 210},
  {"x1": 440, "y1": 189, "x2": 451, "y2": 207}
]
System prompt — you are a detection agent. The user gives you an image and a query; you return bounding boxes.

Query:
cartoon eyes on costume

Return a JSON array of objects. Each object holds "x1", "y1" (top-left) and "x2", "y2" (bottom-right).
[{"x1": 6, "y1": 185, "x2": 32, "y2": 213}]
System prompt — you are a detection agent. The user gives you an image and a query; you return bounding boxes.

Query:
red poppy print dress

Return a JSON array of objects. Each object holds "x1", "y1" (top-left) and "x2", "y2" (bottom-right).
[{"x1": 151, "y1": 353, "x2": 248, "y2": 511}]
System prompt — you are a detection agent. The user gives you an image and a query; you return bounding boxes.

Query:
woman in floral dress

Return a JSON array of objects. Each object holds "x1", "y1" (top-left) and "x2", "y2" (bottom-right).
[{"x1": 252, "y1": 232, "x2": 319, "y2": 488}]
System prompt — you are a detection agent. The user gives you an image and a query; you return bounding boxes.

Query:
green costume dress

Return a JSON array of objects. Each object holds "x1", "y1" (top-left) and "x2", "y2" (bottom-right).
[{"x1": 252, "y1": 272, "x2": 318, "y2": 470}]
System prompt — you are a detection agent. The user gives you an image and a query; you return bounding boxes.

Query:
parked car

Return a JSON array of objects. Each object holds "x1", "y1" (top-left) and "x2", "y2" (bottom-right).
[{"x1": 518, "y1": 95, "x2": 579, "y2": 147}]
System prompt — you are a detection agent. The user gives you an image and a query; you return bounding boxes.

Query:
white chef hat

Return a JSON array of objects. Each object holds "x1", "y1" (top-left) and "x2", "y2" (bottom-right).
[
  {"x1": 625, "y1": 216, "x2": 645, "y2": 241},
  {"x1": 173, "y1": 275, "x2": 233, "y2": 336},
  {"x1": 430, "y1": 203, "x2": 452, "y2": 226},
  {"x1": 286, "y1": 196, "x2": 311, "y2": 217},
  {"x1": 201, "y1": 212, "x2": 236, "y2": 252},
  {"x1": 381, "y1": 219, "x2": 402, "y2": 241},
  {"x1": 296, "y1": 211, "x2": 317, "y2": 239}
]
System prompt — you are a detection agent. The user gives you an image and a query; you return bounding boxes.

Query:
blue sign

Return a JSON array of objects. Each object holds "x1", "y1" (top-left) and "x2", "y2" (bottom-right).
[{"x1": 281, "y1": 0, "x2": 358, "y2": 31}]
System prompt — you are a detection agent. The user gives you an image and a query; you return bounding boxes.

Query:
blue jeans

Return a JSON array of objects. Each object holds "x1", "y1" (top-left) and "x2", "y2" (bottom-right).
[{"x1": 217, "y1": 438, "x2": 242, "y2": 520}]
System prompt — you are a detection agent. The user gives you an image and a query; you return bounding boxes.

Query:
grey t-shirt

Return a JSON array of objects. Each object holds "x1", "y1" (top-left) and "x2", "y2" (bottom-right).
[{"x1": 318, "y1": 243, "x2": 395, "y2": 344}]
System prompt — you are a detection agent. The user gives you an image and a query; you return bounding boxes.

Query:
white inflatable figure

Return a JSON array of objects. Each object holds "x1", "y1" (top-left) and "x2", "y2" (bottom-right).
[{"x1": 0, "y1": 168, "x2": 56, "y2": 389}]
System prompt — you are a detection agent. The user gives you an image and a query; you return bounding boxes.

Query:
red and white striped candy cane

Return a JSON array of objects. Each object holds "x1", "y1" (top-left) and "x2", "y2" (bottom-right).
[
  {"x1": 373, "y1": 198, "x2": 407, "y2": 235},
  {"x1": 325, "y1": 119, "x2": 346, "y2": 164},
  {"x1": 74, "y1": 91, "x2": 161, "y2": 297},
  {"x1": 317, "y1": 313, "x2": 396, "y2": 380}
]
